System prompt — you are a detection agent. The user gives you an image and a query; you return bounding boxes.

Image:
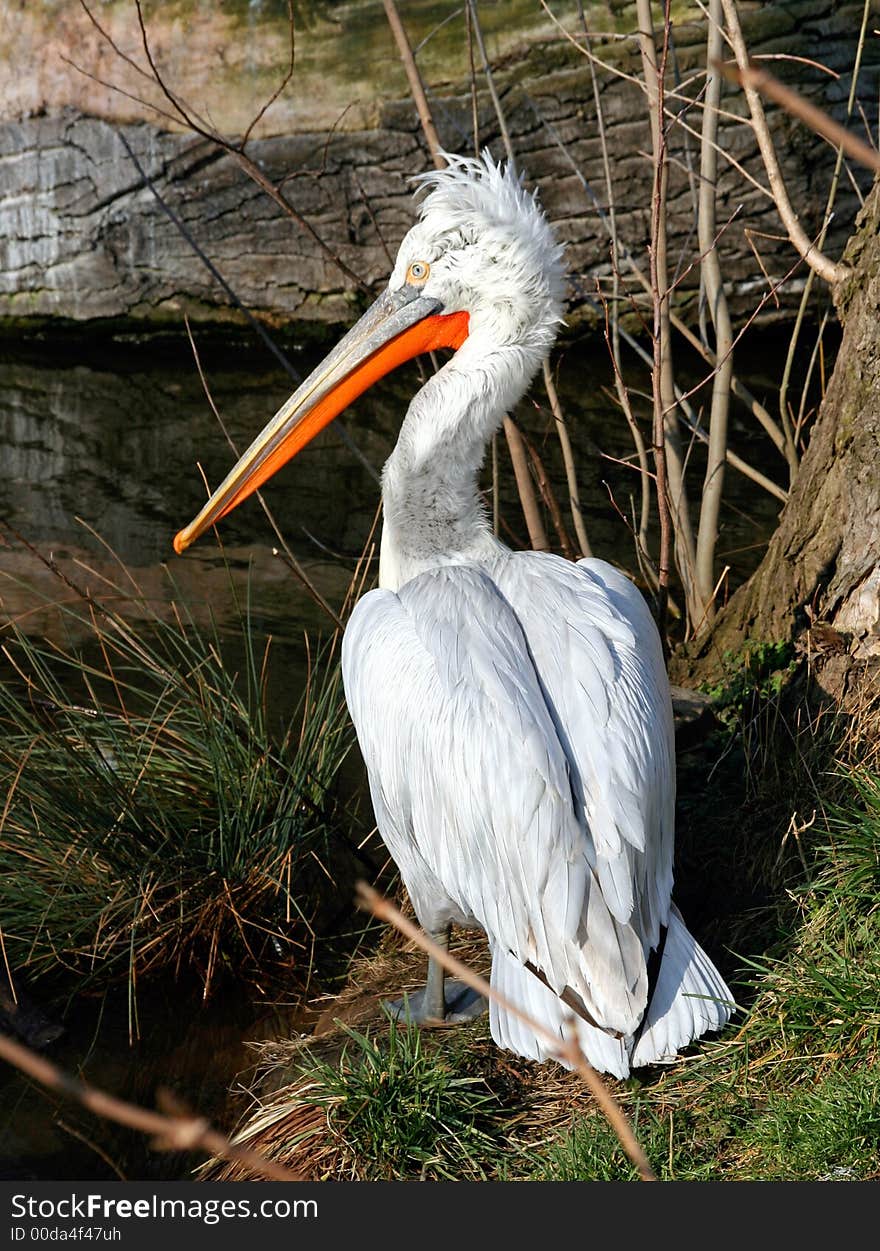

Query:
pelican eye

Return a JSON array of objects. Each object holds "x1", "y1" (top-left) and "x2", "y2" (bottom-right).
[{"x1": 406, "y1": 260, "x2": 430, "y2": 284}]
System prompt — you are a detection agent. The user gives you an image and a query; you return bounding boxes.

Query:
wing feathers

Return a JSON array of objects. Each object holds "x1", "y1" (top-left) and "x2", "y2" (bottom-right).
[{"x1": 342, "y1": 554, "x2": 675, "y2": 1036}]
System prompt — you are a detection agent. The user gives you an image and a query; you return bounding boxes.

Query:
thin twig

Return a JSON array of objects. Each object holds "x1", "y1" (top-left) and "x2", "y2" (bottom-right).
[
  {"x1": 241, "y1": 0, "x2": 297, "y2": 150},
  {"x1": 112, "y1": 130, "x2": 379, "y2": 490},
  {"x1": 466, "y1": 0, "x2": 515, "y2": 166},
  {"x1": 794, "y1": 309, "x2": 831, "y2": 449},
  {"x1": 718, "y1": 0, "x2": 850, "y2": 286},
  {"x1": 0, "y1": 1031, "x2": 302, "y2": 1182},
  {"x1": 776, "y1": 0, "x2": 873, "y2": 479},
  {"x1": 722, "y1": 59, "x2": 880, "y2": 177},
  {"x1": 503, "y1": 416, "x2": 550, "y2": 552},
  {"x1": 538, "y1": 91, "x2": 786, "y2": 459},
  {"x1": 598, "y1": 299, "x2": 658, "y2": 590},
  {"x1": 76, "y1": 0, "x2": 368, "y2": 291},
  {"x1": 382, "y1": 0, "x2": 445, "y2": 168},
  {"x1": 694, "y1": 0, "x2": 734, "y2": 627},
  {"x1": 617, "y1": 325, "x2": 787, "y2": 503},
  {"x1": 538, "y1": 0, "x2": 779, "y2": 204},
  {"x1": 56, "y1": 1119, "x2": 127, "y2": 1182},
  {"x1": 466, "y1": 2, "x2": 556, "y2": 554},
  {"x1": 355, "y1": 882, "x2": 657, "y2": 1182},
  {"x1": 182, "y1": 318, "x2": 344, "y2": 629},
  {"x1": 543, "y1": 360, "x2": 591, "y2": 558},
  {"x1": 639, "y1": 0, "x2": 688, "y2": 640},
  {"x1": 521, "y1": 427, "x2": 575, "y2": 559}
]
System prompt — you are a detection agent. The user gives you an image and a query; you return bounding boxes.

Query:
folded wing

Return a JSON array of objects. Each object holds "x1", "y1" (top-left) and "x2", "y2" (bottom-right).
[{"x1": 341, "y1": 558, "x2": 672, "y2": 1035}]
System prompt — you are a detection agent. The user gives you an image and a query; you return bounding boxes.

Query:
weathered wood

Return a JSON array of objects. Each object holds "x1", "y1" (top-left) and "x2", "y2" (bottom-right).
[{"x1": 0, "y1": 2, "x2": 876, "y2": 334}]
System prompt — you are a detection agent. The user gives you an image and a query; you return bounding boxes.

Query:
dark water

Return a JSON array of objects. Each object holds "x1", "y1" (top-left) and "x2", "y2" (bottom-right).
[
  {"x1": 0, "y1": 327, "x2": 786, "y2": 659},
  {"x1": 0, "y1": 323, "x2": 792, "y2": 1178}
]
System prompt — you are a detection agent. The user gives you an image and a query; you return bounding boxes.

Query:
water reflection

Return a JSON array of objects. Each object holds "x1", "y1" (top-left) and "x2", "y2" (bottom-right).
[{"x1": 0, "y1": 333, "x2": 784, "y2": 658}]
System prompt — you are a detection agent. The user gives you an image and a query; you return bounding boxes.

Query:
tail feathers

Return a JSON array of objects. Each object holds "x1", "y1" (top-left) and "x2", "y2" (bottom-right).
[
  {"x1": 630, "y1": 903, "x2": 733, "y2": 1069},
  {"x1": 489, "y1": 946, "x2": 630, "y2": 1078},
  {"x1": 489, "y1": 906, "x2": 733, "y2": 1078}
]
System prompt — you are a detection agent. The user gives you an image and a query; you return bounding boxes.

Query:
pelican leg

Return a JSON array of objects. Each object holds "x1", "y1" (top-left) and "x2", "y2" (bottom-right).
[
  {"x1": 384, "y1": 926, "x2": 487, "y2": 1025},
  {"x1": 421, "y1": 933, "x2": 448, "y2": 1020}
]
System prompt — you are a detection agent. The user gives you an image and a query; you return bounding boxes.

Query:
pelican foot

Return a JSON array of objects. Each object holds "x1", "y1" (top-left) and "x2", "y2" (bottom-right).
[{"x1": 384, "y1": 980, "x2": 488, "y2": 1026}]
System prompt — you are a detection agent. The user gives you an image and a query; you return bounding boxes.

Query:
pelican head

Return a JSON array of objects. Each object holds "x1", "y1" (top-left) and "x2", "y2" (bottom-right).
[
  {"x1": 393, "y1": 152, "x2": 566, "y2": 356},
  {"x1": 173, "y1": 151, "x2": 565, "y2": 554}
]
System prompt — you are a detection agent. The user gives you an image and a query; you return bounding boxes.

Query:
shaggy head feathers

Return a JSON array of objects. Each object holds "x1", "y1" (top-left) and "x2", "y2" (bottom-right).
[{"x1": 389, "y1": 151, "x2": 567, "y2": 356}]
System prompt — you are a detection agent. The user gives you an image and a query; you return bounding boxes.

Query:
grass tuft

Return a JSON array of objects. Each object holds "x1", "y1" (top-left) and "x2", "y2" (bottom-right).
[
  {"x1": 0, "y1": 549, "x2": 353, "y2": 998},
  {"x1": 295, "y1": 1018, "x2": 516, "y2": 1180}
]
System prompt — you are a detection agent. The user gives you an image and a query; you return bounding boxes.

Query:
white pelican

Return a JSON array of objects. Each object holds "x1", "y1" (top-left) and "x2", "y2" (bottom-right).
[{"x1": 174, "y1": 153, "x2": 732, "y2": 1076}]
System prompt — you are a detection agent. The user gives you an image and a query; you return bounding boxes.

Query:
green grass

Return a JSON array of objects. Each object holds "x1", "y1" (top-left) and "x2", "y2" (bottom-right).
[
  {"x1": 0, "y1": 553, "x2": 353, "y2": 998},
  {"x1": 532, "y1": 761, "x2": 880, "y2": 1181},
  {"x1": 294, "y1": 1018, "x2": 519, "y2": 1180},
  {"x1": 530, "y1": 1064, "x2": 879, "y2": 1181}
]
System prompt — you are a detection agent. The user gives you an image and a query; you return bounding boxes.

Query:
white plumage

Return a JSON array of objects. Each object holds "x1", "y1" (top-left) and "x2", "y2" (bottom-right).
[
  {"x1": 344, "y1": 550, "x2": 731, "y2": 1075},
  {"x1": 175, "y1": 151, "x2": 733, "y2": 1076},
  {"x1": 344, "y1": 155, "x2": 732, "y2": 1075}
]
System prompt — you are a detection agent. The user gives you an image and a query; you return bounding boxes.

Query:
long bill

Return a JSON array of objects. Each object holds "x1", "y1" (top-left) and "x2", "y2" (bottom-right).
[{"x1": 173, "y1": 286, "x2": 469, "y2": 554}]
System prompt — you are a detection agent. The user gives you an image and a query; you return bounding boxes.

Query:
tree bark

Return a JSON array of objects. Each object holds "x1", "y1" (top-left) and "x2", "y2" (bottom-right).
[{"x1": 677, "y1": 178, "x2": 880, "y2": 682}]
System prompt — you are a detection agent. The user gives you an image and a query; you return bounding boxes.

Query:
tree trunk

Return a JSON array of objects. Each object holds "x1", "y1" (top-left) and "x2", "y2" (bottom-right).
[{"x1": 677, "y1": 178, "x2": 880, "y2": 684}]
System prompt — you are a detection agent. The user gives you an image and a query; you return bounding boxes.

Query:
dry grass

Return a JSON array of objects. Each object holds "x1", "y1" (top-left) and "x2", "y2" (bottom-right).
[{"x1": 0, "y1": 540, "x2": 355, "y2": 1000}]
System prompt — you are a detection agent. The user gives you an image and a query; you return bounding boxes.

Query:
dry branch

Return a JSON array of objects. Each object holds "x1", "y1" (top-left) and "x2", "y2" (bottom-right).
[
  {"x1": 503, "y1": 416, "x2": 551, "y2": 552},
  {"x1": 75, "y1": 0, "x2": 368, "y2": 292},
  {"x1": 355, "y1": 882, "x2": 658, "y2": 1182},
  {"x1": 521, "y1": 427, "x2": 576, "y2": 559},
  {"x1": 183, "y1": 318, "x2": 345, "y2": 630},
  {"x1": 543, "y1": 360, "x2": 592, "y2": 558},
  {"x1": 382, "y1": 0, "x2": 445, "y2": 170},
  {"x1": 718, "y1": 0, "x2": 850, "y2": 287},
  {"x1": 638, "y1": 0, "x2": 693, "y2": 638},
  {"x1": 0, "y1": 1030, "x2": 302, "y2": 1182},
  {"x1": 694, "y1": 0, "x2": 734, "y2": 624},
  {"x1": 383, "y1": 0, "x2": 550, "y2": 556},
  {"x1": 725, "y1": 61, "x2": 880, "y2": 178},
  {"x1": 776, "y1": 0, "x2": 873, "y2": 476},
  {"x1": 466, "y1": 0, "x2": 515, "y2": 167}
]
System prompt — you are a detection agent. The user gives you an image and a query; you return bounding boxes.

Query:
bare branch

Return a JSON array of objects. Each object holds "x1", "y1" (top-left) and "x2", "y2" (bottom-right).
[
  {"x1": 183, "y1": 317, "x2": 345, "y2": 630},
  {"x1": 521, "y1": 426, "x2": 576, "y2": 559},
  {"x1": 573, "y1": 1, "x2": 646, "y2": 538},
  {"x1": 114, "y1": 129, "x2": 379, "y2": 490},
  {"x1": 718, "y1": 0, "x2": 850, "y2": 286},
  {"x1": 76, "y1": 0, "x2": 368, "y2": 291},
  {"x1": 617, "y1": 326, "x2": 788, "y2": 503},
  {"x1": 539, "y1": 0, "x2": 778, "y2": 203},
  {"x1": 77, "y1": 0, "x2": 154, "y2": 83},
  {"x1": 241, "y1": 0, "x2": 297, "y2": 150},
  {"x1": 694, "y1": 0, "x2": 735, "y2": 626},
  {"x1": 382, "y1": 0, "x2": 445, "y2": 168},
  {"x1": 724, "y1": 61, "x2": 880, "y2": 177},
  {"x1": 503, "y1": 416, "x2": 550, "y2": 552},
  {"x1": 638, "y1": 0, "x2": 700, "y2": 638},
  {"x1": 777, "y1": 0, "x2": 873, "y2": 477},
  {"x1": 543, "y1": 360, "x2": 591, "y2": 558},
  {"x1": 466, "y1": 0, "x2": 515, "y2": 165}
]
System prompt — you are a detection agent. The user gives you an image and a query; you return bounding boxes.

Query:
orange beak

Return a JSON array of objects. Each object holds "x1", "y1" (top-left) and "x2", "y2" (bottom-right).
[{"x1": 173, "y1": 287, "x2": 469, "y2": 554}]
